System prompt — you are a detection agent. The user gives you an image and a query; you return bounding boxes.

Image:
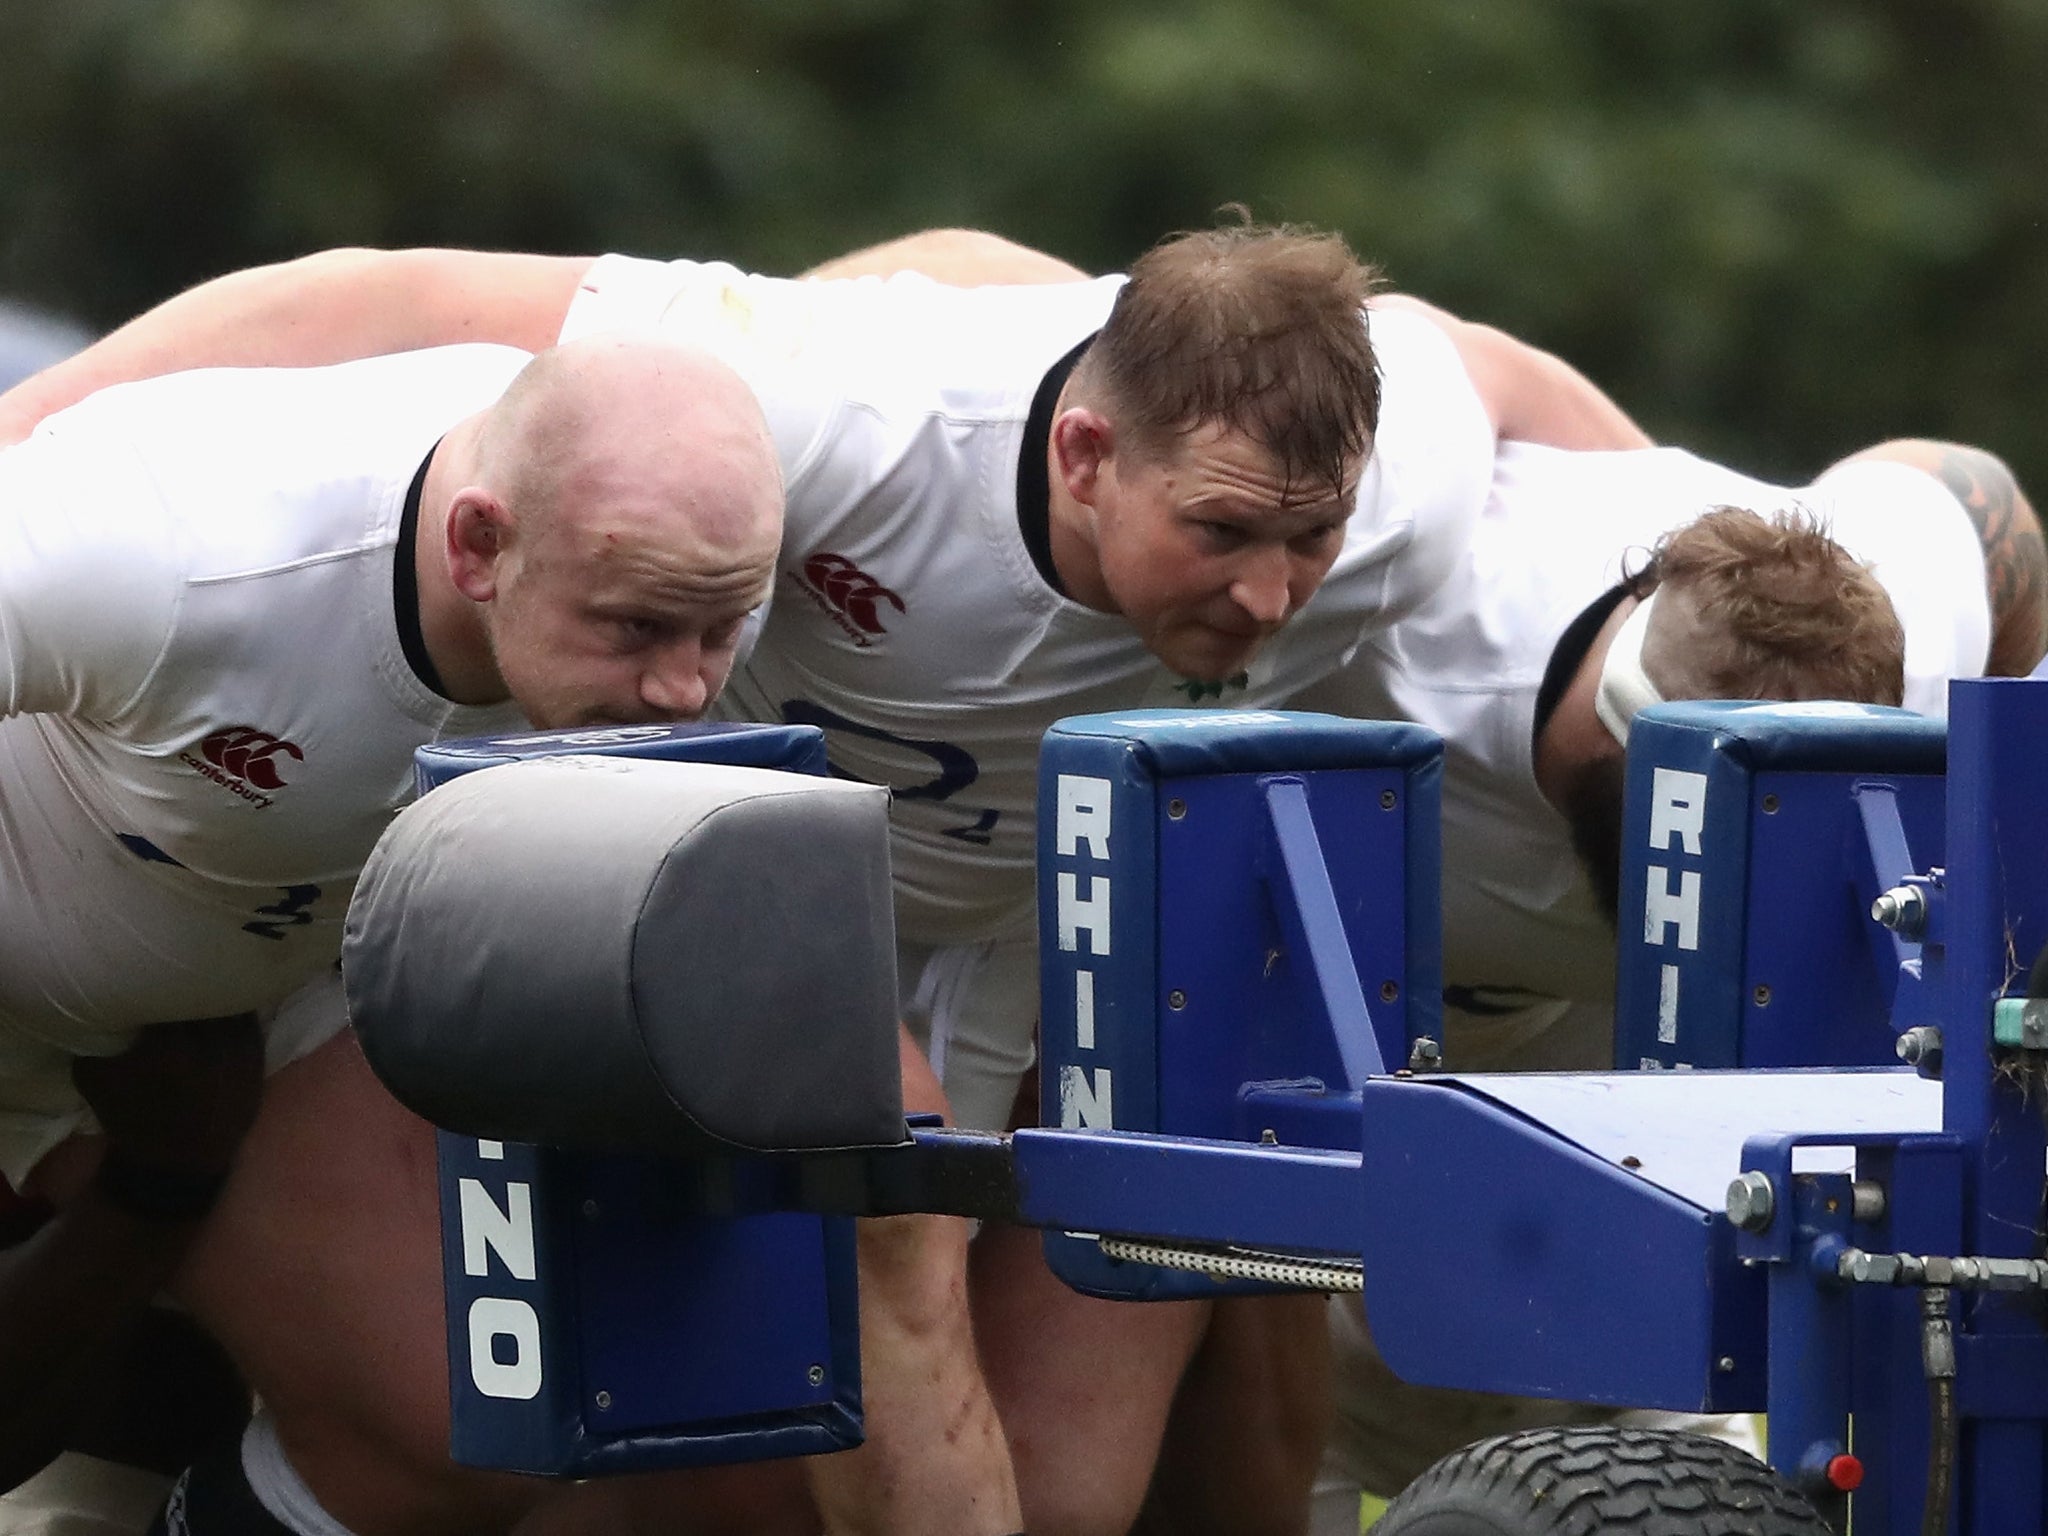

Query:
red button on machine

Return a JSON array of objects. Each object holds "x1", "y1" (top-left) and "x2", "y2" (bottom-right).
[{"x1": 1825, "y1": 1454, "x2": 1866, "y2": 1492}]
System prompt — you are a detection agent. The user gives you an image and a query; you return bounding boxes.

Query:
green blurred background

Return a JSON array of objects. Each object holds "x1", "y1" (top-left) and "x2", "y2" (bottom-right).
[{"x1": 2, "y1": 0, "x2": 2041, "y2": 489}]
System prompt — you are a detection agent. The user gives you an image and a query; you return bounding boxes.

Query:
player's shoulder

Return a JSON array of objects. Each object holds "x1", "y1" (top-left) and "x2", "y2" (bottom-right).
[
  {"x1": 1802, "y1": 457, "x2": 1990, "y2": 633},
  {"x1": 572, "y1": 253, "x2": 1120, "y2": 385},
  {"x1": 1360, "y1": 302, "x2": 1494, "y2": 480},
  {"x1": 1362, "y1": 300, "x2": 1477, "y2": 397},
  {"x1": 44, "y1": 345, "x2": 527, "y2": 576},
  {"x1": 1336, "y1": 305, "x2": 1497, "y2": 623},
  {"x1": 1493, "y1": 440, "x2": 1783, "y2": 499},
  {"x1": 47, "y1": 344, "x2": 528, "y2": 444},
  {"x1": 1805, "y1": 456, "x2": 1980, "y2": 548}
]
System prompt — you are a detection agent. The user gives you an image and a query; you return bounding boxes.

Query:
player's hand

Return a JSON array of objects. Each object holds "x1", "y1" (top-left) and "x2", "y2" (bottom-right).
[{"x1": 71, "y1": 1013, "x2": 264, "y2": 1177}]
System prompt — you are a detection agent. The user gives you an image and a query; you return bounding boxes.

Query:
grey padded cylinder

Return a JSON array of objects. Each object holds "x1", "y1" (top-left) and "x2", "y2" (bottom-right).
[{"x1": 343, "y1": 755, "x2": 904, "y2": 1155}]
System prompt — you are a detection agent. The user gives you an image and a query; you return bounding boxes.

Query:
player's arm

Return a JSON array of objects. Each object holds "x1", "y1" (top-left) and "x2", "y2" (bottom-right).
[
  {"x1": 1838, "y1": 439, "x2": 2048, "y2": 677},
  {"x1": 0, "y1": 1015, "x2": 262, "y2": 1489},
  {"x1": 0, "y1": 249, "x2": 591, "y2": 446},
  {"x1": 1371, "y1": 293, "x2": 1652, "y2": 451},
  {"x1": 803, "y1": 1025, "x2": 1023, "y2": 1534},
  {"x1": 801, "y1": 228, "x2": 1090, "y2": 286}
]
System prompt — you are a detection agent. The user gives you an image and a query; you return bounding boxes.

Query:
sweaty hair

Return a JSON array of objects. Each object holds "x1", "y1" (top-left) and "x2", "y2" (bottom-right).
[
  {"x1": 1070, "y1": 218, "x2": 1382, "y2": 500},
  {"x1": 1570, "y1": 507, "x2": 1903, "y2": 928},
  {"x1": 1630, "y1": 512, "x2": 1900, "y2": 708},
  {"x1": 1639, "y1": 506, "x2": 1905, "y2": 706}
]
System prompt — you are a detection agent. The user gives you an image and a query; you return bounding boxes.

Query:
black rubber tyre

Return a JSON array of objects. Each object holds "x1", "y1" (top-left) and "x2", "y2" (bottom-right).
[{"x1": 1372, "y1": 1426, "x2": 1834, "y2": 1535}]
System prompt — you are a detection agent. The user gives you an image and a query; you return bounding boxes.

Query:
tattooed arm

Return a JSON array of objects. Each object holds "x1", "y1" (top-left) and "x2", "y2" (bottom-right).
[{"x1": 1838, "y1": 438, "x2": 2047, "y2": 676}]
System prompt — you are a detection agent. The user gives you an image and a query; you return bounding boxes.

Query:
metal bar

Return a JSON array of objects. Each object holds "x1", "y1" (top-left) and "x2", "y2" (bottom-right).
[
  {"x1": 791, "y1": 1124, "x2": 1366, "y2": 1260},
  {"x1": 1851, "y1": 780, "x2": 1923, "y2": 998},
  {"x1": 1837, "y1": 1249, "x2": 2048, "y2": 1291},
  {"x1": 1011, "y1": 1125, "x2": 1365, "y2": 1256},
  {"x1": 1259, "y1": 775, "x2": 1384, "y2": 1086},
  {"x1": 1768, "y1": 1174, "x2": 1855, "y2": 1528},
  {"x1": 1937, "y1": 681, "x2": 2048, "y2": 1535},
  {"x1": 1096, "y1": 1237, "x2": 1363, "y2": 1291}
]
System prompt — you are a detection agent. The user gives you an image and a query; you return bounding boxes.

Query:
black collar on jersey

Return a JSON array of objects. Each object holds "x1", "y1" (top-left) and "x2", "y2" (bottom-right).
[
  {"x1": 1015, "y1": 333, "x2": 1098, "y2": 597},
  {"x1": 1530, "y1": 579, "x2": 1635, "y2": 753},
  {"x1": 393, "y1": 446, "x2": 452, "y2": 699}
]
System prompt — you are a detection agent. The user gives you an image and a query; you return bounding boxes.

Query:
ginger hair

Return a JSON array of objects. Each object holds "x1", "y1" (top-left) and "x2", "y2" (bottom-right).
[{"x1": 1640, "y1": 506, "x2": 1905, "y2": 706}]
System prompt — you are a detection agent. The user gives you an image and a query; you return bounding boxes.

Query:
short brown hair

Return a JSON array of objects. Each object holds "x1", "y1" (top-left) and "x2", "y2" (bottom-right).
[
  {"x1": 1071, "y1": 220, "x2": 1382, "y2": 499},
  {"x1": 1640, "y1": 506, "x2": 1905, "y2": 705}
]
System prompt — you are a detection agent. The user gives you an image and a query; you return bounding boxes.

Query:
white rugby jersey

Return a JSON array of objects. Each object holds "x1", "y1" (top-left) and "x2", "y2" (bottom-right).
[
  {"x1": 563, "y1": 256, "x2": 1496, "y2": 948},
  {"x1": 1292, "y1": 440, "x2": 1990, "y2": 1059},
  {"x1": 0, "y1": 345, "x2": 528, "y2": 1056}
]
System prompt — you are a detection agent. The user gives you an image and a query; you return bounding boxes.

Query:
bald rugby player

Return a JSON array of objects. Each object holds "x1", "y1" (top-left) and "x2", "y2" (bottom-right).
[{"x1": 0, "y1": 336, "x2": 784, "y2": 1534}]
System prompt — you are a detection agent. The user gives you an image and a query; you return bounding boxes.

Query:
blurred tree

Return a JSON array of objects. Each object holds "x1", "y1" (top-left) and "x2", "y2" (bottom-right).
[{"x1": 0, "y1": 0, "x2": 2041, "y2": 488}]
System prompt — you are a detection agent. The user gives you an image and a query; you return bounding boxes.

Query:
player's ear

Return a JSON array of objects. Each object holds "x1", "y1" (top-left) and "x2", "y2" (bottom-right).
[
  {"x1": 445, "y1": 488, "x2": 513, "y2": 601},
  {"x1": 1051, "y1": 408, "x2": 1115, "y2": 507}
]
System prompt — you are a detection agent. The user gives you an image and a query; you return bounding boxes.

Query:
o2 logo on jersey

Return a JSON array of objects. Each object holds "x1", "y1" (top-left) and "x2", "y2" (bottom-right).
[
  {"x1": 781, "y1": 700, "x2": 998, "y2": 845},
  {"x1": 180, "y1": 725, "x2": 304, "y2": 809},
  {"x1": 244, "y1": 884, "x2": 322, "y2": 941},
  {"x1": 791, "y1": 553, "x2": 906, "y2": 645},
  {"x1": 116, "y1": 834, "x2": 325, "y2": 941}
]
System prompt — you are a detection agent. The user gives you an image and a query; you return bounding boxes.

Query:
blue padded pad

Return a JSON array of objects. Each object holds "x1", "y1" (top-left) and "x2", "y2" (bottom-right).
[
  {"x1": 1038, "y1": 708, "x2": 1442, "y2": 1299},
  {"x1": 1048, "y1": 708, "x2": 1442, "y2": 776},
  {"x1": 1616, "y1": 701, "x2": 1944, "y2": 1070},
  {"x1": 397, "y1": 719, "x2": 869, "y2": 1481},
  {"x1": 1628, "y1": 701, "x2": 1945, "y2": 772},
  {"x1": 416, "y1": 720, "x2": 829, "y2": 792},
  {"x1": 348, "y1": 757, "x2": 904, "y2": 1154}
]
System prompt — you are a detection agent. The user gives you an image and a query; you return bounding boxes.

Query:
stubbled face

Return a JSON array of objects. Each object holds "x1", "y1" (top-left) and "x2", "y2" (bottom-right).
[
  {"x1": 483, "y1": 510, "x2": 777, "y2": 729},
  {"x1": 1092, "y1": 421, "x2": 1361, "y2": 683}
]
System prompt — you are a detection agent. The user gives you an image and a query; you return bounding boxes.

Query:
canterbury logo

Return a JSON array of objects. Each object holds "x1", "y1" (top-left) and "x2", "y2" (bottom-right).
[
  {"x1": 793, "y1": 552, "x2": 905, "y2": 646},
  {"x1": 179, "y1": 726, "x2": 304, "y2": 808},
  {"x1": 201, "y1": 728, "x2": 303, "y2": 788}
]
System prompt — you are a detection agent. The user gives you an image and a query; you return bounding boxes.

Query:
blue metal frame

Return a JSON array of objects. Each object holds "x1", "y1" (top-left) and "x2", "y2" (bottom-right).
[
  {"x1": 400, "y1": 697, "x2": 2048, "y2": 1530},
  {"x1": 1017, "y1": 692, "x2": 2048, "y2": 1529},
  {"x1": 1937, "y1": 681, "x2": 2048, "y2": 1532},
  {"x1": 1357, "y1": 1074, "x2": 1760, "y2": 1410}
]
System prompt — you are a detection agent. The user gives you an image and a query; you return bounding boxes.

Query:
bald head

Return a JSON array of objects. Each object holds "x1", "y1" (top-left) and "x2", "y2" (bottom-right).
[
  {"x1": 477, "y1": 334, "x2": 781, "y2": 558},
  {"x1": 431, "y1": 336, "x2": 785, "y2": 727}
]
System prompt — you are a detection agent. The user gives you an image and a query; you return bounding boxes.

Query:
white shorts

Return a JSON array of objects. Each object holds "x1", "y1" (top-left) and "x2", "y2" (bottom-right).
[
  {"x1": 0, "y1": 968, "x2": 349, "y2": 1190},
  {"x1": 1438, "y1": 995, "x2": 1616, "y2": 1075},
  {"x1": 0, "y1": 719, "x2": 348, "y2": 1187},
  {"x1": 896, "y1": 937, "x2": 1040, "y2": 1132},
  {"x1": 0, "y1": 1455, "x2": 170, "y2": 1536}
]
